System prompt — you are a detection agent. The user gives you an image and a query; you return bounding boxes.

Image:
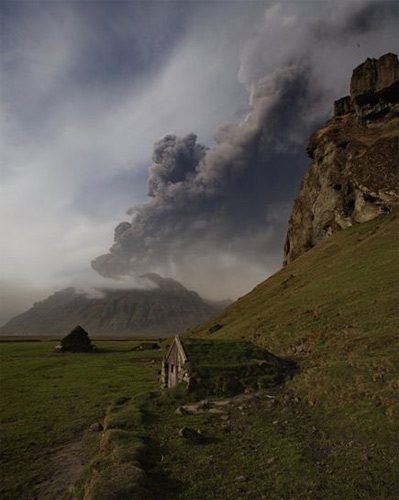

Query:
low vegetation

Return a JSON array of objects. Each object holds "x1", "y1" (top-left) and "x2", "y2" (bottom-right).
[
  {"x1": 76, "y1": 396, "x2": 149, "y2": 499},
  {"x1": 0, "y1": 340, "x2": 161, "y2": 499},
  {"x1": 180, "y1": 338, "x2": 294, "y2": 398},
  {"x1": 143, "y1": 385, "x2": 398, "y2": 499}
]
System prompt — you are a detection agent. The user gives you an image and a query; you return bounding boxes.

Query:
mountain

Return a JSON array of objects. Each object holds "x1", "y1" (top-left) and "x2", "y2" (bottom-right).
[
  {"x1": 0, "y1": 274, "x2": 219, "y2": 337},
  {"x1": 284, "y1": 53, "x2": 399, "y2": 265}
]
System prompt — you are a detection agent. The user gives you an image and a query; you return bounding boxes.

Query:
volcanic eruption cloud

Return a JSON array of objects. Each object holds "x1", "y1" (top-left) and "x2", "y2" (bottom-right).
[{"x1": 91, "y1": 0, "x2": 399, "y2": 300}]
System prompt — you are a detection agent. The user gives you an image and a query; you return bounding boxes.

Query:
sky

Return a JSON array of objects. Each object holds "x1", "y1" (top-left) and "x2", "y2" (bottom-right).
[{"x1": 1, "y1": 0, "x2": 398, "y2": 324}]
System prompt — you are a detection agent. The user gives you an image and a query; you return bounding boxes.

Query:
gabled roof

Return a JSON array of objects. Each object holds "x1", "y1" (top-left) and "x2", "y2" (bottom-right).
[{"x1": 164, "y1": 335, "x2": 188, "y2": 363}]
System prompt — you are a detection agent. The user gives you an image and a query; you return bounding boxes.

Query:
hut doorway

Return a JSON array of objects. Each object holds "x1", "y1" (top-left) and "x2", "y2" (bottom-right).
[{"x1": 169, "y1": 362, "x2": 180, "y2": 387}]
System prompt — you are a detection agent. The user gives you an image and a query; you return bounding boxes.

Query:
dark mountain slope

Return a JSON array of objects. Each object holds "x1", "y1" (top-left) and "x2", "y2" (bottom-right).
[{"x1": 0, "y1": 275, "x2": 219, "y2": 337}]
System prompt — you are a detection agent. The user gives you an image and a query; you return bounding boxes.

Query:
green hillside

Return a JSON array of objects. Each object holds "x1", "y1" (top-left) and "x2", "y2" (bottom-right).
[
  {"x1": 187, "y1": 211, "x2": 399, "y2": 460},
  {"x1": 132, "y1": 212, "x2": 398, "y2": 499}
]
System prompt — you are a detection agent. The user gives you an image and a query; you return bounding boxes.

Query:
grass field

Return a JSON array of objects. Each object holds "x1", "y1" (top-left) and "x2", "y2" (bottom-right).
[
  {"x1": 143, "y1": 384, "x2": 399, "y2": 499},
  {"x1": 0, "y1": 340, "x2": 162, "y2": 499},
  {"x1": 1, "y1": 337, "x2": 398, "y2": 499}
]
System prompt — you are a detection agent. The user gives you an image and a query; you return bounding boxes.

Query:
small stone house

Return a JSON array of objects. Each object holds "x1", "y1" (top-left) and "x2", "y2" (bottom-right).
[
  {"x1": 54, "y1": 325, "x2": 94, "y2": 353},
  {"x1": 161, "y1": 335, "x2": 189, "y2": 388}
]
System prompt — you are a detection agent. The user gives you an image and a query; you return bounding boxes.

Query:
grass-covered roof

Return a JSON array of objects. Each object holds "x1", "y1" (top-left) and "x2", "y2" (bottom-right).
[
  {"x1": 176, "y1": 337, "x2": 293, "y2": 398},
  {"x1": 180, "y1": 338, "x2": 280, "y2": 368}
]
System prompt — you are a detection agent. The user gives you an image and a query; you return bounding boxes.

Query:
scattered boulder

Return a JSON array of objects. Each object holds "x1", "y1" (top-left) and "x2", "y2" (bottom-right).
[
  {"x1": 208, "y1": 323, "x2": 223, "y2": 334},
  {"x1": 175, "y1": 406, "x2": 190, "y2": 415},
  {"x1": 132, "y1": 342, "x2": 160, "y2": 351},
  {"x1": 178, "y1": 427, "x2": 204, "y2": 443},
  {"x1": 89, "y1": 422, "x2": 104, "y2": 432},
  {"x1": 234, "y1": 475, "x2": 246, "y2": 482},
  {"x1": 196, "y1": 399, "x2": 211, "y2": 410},
  {"x1": 56, "y1": 325, "x2": 93, "y2": 353},
  {"x1": 176, "y1": 400, "x2": 212, "y2": 415}
]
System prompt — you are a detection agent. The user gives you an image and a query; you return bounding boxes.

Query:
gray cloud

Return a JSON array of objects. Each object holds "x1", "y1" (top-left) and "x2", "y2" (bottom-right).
[
  {"x1": 0, "y1": 0, "x2": 262, "y2": 322},
  {"x1": 92, "y1": 0, "x2": 398, "y2": 300},
  {"x1": 1, "y1": 0, "x2": 398, "y2": 322},
  {"x1": 91, "y1": 63, "x2": 322, "y2": 289},
  {"x1": 344, "y1": 0, "x2": 399, "y2": 34}
]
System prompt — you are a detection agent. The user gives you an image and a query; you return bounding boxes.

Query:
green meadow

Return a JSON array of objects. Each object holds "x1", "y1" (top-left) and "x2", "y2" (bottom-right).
[
  {"x1": 2, "y1": 336, "x2": 398, "y2": 499},
  {"x1": 0, "y1": 341, "x2": 162, "y2": 499}
]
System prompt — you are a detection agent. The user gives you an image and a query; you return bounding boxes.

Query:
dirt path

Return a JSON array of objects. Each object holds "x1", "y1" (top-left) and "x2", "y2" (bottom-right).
[
  {"x1": 52, "y1": 440, "x2": 85, "y2": 498},
  {"x1": 33, "y1": 440, "x2": 86, "y2": 499}
]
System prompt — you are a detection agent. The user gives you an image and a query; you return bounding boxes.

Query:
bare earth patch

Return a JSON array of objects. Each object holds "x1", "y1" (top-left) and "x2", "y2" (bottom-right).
[{"x1": 50, "y1": 441, "x2": 85, "y2": 499}]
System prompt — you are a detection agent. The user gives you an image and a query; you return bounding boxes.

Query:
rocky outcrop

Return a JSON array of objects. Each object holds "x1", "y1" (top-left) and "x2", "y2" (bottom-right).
[
  {"x1": 284, "y1": 53, "x2": 399, "y2": 266},
  {"x1": 350, "y1": 53, "x2": 399, "y2": 122}
]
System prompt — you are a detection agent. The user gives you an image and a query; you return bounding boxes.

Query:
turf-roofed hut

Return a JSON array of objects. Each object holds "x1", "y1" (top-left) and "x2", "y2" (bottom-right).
[
  {"x1": 55, "y1": 325, "x2": 94, "y2": 353},
  {"x1": 161, "y1": 335, "x2": 189, "y2": 388},
  {"x1": 161, "y1": 335, "x2": 294, "y2": 397}
]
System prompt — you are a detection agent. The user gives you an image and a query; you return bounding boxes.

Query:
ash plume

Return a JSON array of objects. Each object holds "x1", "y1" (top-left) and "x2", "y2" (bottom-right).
[
  {"x1": 92, "y1": 0, "x2": 398, "y2": 299},
  {"x1": 91, "y1": 64, "x2": 319, "y2": 285}
]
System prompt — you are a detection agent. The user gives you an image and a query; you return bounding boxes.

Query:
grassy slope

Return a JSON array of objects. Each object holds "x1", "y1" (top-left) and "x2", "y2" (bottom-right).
[
  {"x1": 0, "y1": 341, "x2": 162, "y2": 499},
  {"x1": 190, "y1": 211, "x2": 399, "y2": 420},
  {"x1": 154, "y1": 211, "x2": 399, "y2": 498}
]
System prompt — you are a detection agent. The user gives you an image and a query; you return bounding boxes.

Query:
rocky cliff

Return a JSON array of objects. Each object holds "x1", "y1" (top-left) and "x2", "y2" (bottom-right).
[{"x1": 284, "y1": 53, "x2": 399, "y2": 265}]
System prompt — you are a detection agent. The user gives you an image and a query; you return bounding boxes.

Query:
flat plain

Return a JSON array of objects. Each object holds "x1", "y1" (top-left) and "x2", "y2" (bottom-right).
[{"x1": 0, "y1": 340, "x2": 161, "y2": 499}]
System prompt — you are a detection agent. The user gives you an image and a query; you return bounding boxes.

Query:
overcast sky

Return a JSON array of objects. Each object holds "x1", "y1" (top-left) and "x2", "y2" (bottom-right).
[{"x1": 1, "y1": 0, "x2": 398, "y2": 324}]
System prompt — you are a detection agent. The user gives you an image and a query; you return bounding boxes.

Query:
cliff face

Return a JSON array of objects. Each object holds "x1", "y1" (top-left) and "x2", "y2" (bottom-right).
[{"x1": 284, "y1": 53, "x2": 399, "y2": 266}]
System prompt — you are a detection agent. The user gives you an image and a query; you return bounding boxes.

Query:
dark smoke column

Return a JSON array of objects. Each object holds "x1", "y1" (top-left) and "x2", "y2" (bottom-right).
[
  {"x1": 91, "y1": 133, "x2": 208, "y2": 278},
  {"x1": 92, "y1": 65, "x2": 322, "y2": 283}
]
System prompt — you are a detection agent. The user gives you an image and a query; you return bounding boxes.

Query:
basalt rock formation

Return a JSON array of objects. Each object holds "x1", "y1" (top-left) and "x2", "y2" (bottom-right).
[{"x1": 284, "y1": 53, "x2": 399, "y2": 266}]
